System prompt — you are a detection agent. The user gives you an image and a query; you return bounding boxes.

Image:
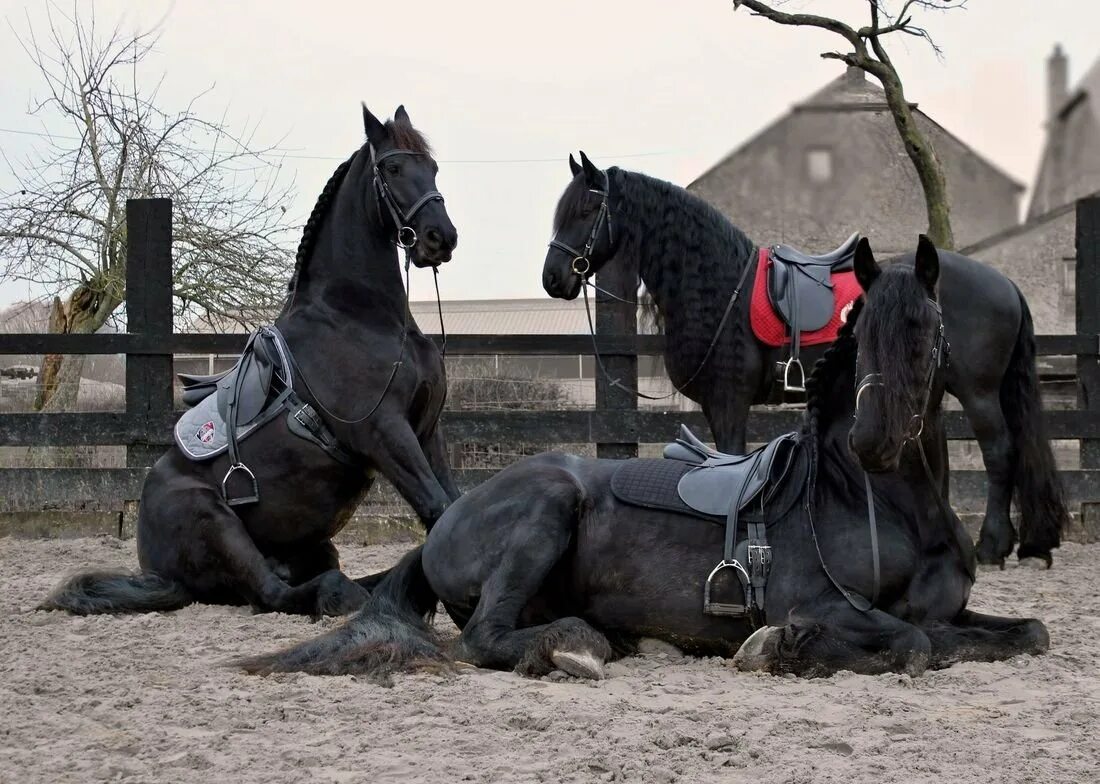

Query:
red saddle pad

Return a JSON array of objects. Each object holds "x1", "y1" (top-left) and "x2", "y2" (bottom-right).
[{"x1": 749, "y1": 247, "x2": 862, "y2": 348}]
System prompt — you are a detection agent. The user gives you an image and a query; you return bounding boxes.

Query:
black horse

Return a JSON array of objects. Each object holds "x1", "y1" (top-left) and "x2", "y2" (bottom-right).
[
  {"x1": 542, "y1": 153, "x2": 1067, "y2": 568},
  {"x1": 42, "y1": 105, "x2": 460, "y2": 617},
  {"x1": 238, "y1": 237, "x2": 1048, "y2": 681}
]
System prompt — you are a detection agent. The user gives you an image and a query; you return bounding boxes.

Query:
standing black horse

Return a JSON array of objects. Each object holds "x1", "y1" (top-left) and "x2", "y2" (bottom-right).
[
  {"x1": 542, "y1": 153, "x2": 1067, "y2": 568},
  {"x1": 238, "y1": 237, "x2": 1049, "y2": 681},
  {"x1": 42, "y1": 104, "x2": 460, "y2": 617}
]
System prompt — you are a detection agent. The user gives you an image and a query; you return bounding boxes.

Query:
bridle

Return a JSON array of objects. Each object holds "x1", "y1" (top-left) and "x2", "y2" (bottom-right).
[
  {"x1": 546, "y1": 172, "x2": 753, "y2": 402},
  {"x1": 369, "y1": 144, "x2": 446, "y2": 252},
  {"x1": 855, "y1": 298, "x2": 949, "y2": 442},
  {"x1": 547, "y1": 178, "x2": 613, "y2": 279},
  {"x1": 288, "y1": 143, "x2": 450, "y2": 428},
  {"x1": 816, "y1": 297, "x2": 962, "y2": 615}
]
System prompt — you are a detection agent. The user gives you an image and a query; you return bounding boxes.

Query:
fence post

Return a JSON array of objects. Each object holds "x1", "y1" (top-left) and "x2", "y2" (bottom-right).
[
  {"x1": 125, "y1": 199, "x2": 174, "y2": 467},
  {"x1": 594, "y1": 261, "x2": 639, "y2": 459},
  {"x1": 1076, "y1": 196, "x2": 1100, "y2": 469}
]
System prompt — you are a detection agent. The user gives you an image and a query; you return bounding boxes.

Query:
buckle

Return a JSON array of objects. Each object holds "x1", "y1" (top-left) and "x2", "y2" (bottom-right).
[
  {"x1": 294, "y1": 403, "x2": 319, "y2": 431},
  {"x1": 747, "y1": 544, "x2": 772, "y2": 580}
]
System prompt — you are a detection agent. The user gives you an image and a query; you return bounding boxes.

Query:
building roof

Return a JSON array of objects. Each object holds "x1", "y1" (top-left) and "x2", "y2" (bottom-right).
[
  {"x1": 409, "y1": 297, "x2": 589, "y2": 334},
  {"x1": 689, "y1": 68, "x2": 1024, "y2": 192},
  {"x1": 1054, "y1": 54, "x2": 1100, "y2": 128}
]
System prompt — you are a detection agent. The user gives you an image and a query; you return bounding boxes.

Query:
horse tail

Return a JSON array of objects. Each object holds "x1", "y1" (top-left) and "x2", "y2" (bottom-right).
[
  {"x1": 236, "y1": 545, "x2": 448, "y2": 683},
  {"x1": 39, "y1": 570, "x2": 192, "y2": 615},
  {"x1": 1001, "y1": 287, "x2": 1068, "y2": 562}
]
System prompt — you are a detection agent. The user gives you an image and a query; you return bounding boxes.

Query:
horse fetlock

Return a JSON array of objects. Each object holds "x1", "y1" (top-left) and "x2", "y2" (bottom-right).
[
  {"x1": 315, "y1": 571, "x2": 369, "y2": 616},
  {"x1": 975, "y1": 525, "x2": 1015, "y2": 568}
]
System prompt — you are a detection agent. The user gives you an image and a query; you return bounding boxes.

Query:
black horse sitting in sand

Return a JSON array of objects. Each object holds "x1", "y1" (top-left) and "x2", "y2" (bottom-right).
[
  {"x1": 42, "y1": 104, "x2": 459, "y2": 617},
  {"x1": 239, "y1": 236, "x2": 1049, "y2": 680}
]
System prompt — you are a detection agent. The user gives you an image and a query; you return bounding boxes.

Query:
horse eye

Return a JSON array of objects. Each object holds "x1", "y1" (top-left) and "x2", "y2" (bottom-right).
[{"x1": 386, "y1": 163, "x2": 400, "y2": 176}]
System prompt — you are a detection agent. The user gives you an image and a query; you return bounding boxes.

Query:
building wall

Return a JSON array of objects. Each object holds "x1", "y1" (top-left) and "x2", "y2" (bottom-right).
[
  {"x1": 690, "y1": 97, "x2": 1020, "y2": 257},
  {"x1": 965, "y1": 207, "x2": 1076, "y2": 335},
  {"x1": 1029, "y1": 99, "x2": 1100, "y2": 218}
]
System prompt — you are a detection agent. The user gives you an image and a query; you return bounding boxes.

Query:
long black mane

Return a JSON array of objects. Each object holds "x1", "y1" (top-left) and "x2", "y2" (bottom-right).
[{"x1": 287, "y1": 119, "x2": 434, "y2": 294}]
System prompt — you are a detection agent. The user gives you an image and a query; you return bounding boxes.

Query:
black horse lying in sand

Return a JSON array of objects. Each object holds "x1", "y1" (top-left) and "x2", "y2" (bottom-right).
[
  {"x1": 42, "y1": 105, "x2": 459, "y2": 618},
  {"x1": 240, "y1": 236, "x2": 1049, "y2": 680}
]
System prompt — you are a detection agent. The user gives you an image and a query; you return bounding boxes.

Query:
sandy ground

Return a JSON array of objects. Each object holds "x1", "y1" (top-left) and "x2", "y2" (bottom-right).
[{"x1": 1, "y1": 537, "x2": 1098, "y2": 784}]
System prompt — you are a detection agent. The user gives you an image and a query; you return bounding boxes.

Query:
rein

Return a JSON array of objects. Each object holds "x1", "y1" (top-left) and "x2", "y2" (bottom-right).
[{"x1": 550, "y1": 175, "x2": 753, "y2": 401}]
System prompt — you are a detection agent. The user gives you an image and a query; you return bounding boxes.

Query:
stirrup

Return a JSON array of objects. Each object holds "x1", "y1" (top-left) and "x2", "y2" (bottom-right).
[
  {"x1": 782, "y1": 358, "x2": 806, "y2": 393},
  {"x1": 222, "y1": 462, "x2": 259, "y2": 506},
  {"x1": 702, "y1": 560, "x2": 751, "y2": 617}
]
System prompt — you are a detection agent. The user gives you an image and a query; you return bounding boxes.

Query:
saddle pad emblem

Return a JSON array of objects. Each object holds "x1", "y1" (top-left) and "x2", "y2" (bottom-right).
[
  {"x1": 840, "y1": 300, "x2": 855, "y2": 324},
  {"x1": 196, "y1": 420, "x2": 216, "y2": 444}
]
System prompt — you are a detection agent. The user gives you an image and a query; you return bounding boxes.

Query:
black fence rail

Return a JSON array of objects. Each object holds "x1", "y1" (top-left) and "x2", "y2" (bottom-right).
[{"x1": 3, "y1": 198, "x2": 1100, "y2": 528}]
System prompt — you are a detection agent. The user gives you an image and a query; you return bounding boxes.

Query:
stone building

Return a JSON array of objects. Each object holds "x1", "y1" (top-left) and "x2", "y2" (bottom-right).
[
  {"x1": 688, "y1": 66, "x2": 1024, "y2": 257},
  {"x1": 966, "y1": 46, "x2": 1100, "y2": 333}
]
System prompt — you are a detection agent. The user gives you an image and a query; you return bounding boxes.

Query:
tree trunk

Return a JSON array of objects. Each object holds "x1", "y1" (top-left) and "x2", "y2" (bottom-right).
[
  {"x1": 876, "y1": 70, "x2": 956, "y2": 250},
  {"x1": 34, "y1": 284, "x2": 115, "y2": 413}
]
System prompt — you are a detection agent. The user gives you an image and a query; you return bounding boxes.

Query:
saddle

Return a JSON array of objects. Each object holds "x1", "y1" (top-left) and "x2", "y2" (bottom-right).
[
  {"x1": 766, "y1": 232, "x2": 860, "y2": 392},
  {"x1": 174, "y1": 326, "x2": 356, "y2": 505},
  {"x1": 612, "y1": 425, "x2": 803, "y2": 626}
]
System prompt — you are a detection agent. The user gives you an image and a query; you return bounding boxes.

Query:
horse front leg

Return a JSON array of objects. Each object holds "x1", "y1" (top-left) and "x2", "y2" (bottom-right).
[
  {"x1": 358, "y1": 418, "x2": 453, "y2": 530},
  {"x1": 956, "y1": 390, "x2": 1017, "y2": 567},
  {"x1": 732, "y1": 603, "x2": 932, "y2": 678},
  {"x1": 424, "y1": 425, "x2": 462, "y2": 502},
  {"x1": 922, "y1": 609, "x2": 1049, "y2": 669}
]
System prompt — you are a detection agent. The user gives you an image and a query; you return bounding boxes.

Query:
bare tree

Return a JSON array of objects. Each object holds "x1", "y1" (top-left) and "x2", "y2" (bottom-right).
[
  {"x1": 0, "y1": 4, "x2": 295, "y2": 411},
  {"x1": 733, "y1": 0, "x2": 966, "y2": 250}
]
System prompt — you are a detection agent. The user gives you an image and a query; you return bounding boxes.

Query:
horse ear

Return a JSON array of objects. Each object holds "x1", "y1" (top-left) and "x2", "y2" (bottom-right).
[
  {"x1": 569, "y1": 153, "x2": 581, "y2": 177},
  {"x1": 578, "y1": 150, "x2": 604, "y2": 189},
  {"x1": 362, "y1": 103, "x2": 387, "y2": 147},
  {"x1": 394, "y1": 104, "x2": 411, "y2": 125},
  {"x1": 854, "y1": 237, "x2": 881, "y2": 293},
  {"x1": 914, "y1": 234, "x2": 940, "y2": 293}
]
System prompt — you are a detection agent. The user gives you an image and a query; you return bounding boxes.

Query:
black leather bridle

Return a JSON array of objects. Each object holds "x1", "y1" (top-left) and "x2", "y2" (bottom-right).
[
  {"x1": 547, "y1": 179, "x2": 613, "y2": 278},
  {"x1": 369, "y1": 144, "x2": 445, "y2": 251}
]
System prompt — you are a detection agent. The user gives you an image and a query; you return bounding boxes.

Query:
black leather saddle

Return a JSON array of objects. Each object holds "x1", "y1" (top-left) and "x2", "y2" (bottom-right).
[
  {"x1": 176, "y1": 326, "x2": 355, "y2": 505},
  {"x1": 612, "y1": 425, "x2": 804, "y2": 625},
  {"x1": 767, "y1": 232, "x2": 860, "y2": 393}
]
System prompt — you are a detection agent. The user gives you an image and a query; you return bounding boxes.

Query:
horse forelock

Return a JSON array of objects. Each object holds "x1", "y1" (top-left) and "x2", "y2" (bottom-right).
[{"x1": 386, "y1": 119, "x2": 433, "y2": 156}]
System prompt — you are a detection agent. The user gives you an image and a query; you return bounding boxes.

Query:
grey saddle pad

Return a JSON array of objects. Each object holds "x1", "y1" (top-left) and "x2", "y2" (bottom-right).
[{"x1": 174, "y1": 386, "x2": 289, "y2": 461}]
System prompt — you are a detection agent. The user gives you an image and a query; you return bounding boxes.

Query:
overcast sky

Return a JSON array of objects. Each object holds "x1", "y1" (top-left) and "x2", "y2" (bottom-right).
[{"x1": 1, "y1": 0, "x2": 1097, "y2": 308}]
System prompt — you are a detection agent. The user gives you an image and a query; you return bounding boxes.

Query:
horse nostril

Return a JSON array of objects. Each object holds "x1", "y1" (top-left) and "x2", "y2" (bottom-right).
[{"x1": 424, "y1": 228, "x2": 443, "y2": 249}]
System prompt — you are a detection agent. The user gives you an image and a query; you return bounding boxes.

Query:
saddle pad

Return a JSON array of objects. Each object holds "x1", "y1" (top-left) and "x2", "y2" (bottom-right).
[
  {"x1": 750, "y1": 248, "x2": 862, "y2": 348},
  {"x1": 174, "y1": 390, "x2": 286, "y2": 462},
  {"x1": 611, "y1": 459, "x2": 721, "y2": 521}
]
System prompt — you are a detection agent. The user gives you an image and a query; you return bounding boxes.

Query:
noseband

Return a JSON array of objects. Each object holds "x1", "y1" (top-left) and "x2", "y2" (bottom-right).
[
  {"x1": 370, "y1": 145, "x2": 445, "y2": 250},
  {"x1": 547, "y1": 179, "x2": 613, "y2": 277},
  {"x1": 855, "y1": 298, "x2": 949, "y2": 441}
]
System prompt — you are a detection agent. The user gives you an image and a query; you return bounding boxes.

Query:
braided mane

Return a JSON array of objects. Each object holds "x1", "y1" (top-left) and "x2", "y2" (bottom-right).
[
  {"x1": 803, "y1": 297, "x2": 863, "y2": 441},
  {"x1": 287, "y1": 153, "x2": 357, "y2": 292}
]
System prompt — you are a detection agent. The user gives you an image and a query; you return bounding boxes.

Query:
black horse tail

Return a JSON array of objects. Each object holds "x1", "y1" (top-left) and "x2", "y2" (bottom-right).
[
  {"x1": 1002, "y1": 287, "x2": 1068, "y2": 562},
  {"x1": 237, "y1": 545, "x2": 449, "y2": 683},
  {"x1": 39, "y1": 570, "x2": 192, "y2": 615}
]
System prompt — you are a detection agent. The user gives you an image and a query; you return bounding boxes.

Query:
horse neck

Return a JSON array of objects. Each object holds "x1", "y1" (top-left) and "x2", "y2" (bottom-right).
[
  {"x1": 282, "y1": 150, "x2": 407, "y2": 327},
  {"x1": 610, "y1": 169, "x2": 756, "y2": 349}
]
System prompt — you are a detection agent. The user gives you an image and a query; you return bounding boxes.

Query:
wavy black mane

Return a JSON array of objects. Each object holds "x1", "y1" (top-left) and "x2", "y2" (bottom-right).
[{"x1": 803, "y1": 297, "x2": 862, "y2": 441}]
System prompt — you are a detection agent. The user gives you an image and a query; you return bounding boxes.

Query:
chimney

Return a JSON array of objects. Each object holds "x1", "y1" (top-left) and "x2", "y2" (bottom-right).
[
  {"x1": 845, "y1": 64, "x2": 865, "y2": 85},
  {"x1": 1048, "y1": 44, "x2": 1068, "y2": 120}
]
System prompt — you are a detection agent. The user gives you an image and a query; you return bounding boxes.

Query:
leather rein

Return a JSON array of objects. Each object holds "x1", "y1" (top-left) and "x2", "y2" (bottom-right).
[{"x1": 549, "y1": 175, "x2": 752, "y2": 402}]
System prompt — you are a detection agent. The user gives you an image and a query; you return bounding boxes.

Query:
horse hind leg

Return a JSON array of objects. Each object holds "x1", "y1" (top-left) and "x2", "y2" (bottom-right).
[
  {"x1": 448, "y1": 476, "x2": 611, "y2": 679},
  {"x1": 958, "y1": 391, "x2": 1017, "y2": 567}
]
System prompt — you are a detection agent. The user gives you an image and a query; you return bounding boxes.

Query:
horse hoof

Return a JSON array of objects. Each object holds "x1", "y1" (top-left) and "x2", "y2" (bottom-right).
[
  {"x1": 1018, "y1": 556, "x2": 1051, "y2": 571},
  {"x1": 551, "y1": 650, "x2": 605, "y2": 680},
  {"x1": 976, "y1": 561, "x2": 1005, "y2": 573},
  {"x1": 732, "y1": 626, "x2": 781, "y2": 672}
]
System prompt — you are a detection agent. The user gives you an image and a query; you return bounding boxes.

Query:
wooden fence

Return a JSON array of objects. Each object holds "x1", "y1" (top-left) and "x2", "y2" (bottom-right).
[{"x1": 3, "y1": 197, "x2": 1100, "y2": 530}]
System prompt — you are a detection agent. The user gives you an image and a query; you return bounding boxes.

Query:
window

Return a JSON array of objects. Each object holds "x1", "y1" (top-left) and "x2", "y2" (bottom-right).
[{"x1": 806, "y1": 148, "x2": 833, "y2": 184}]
